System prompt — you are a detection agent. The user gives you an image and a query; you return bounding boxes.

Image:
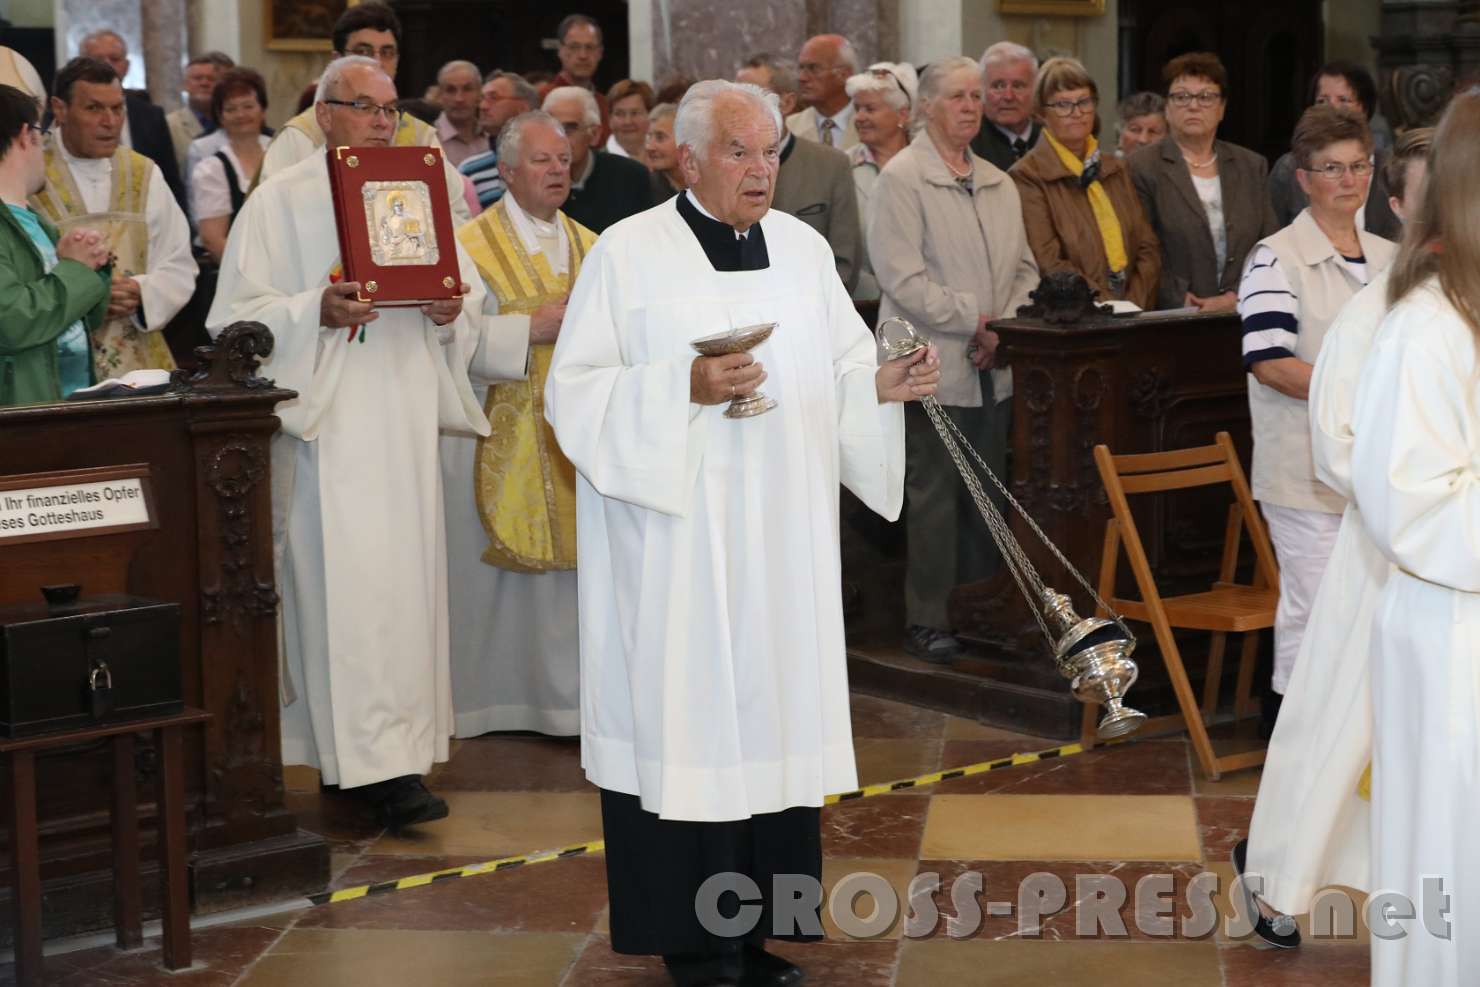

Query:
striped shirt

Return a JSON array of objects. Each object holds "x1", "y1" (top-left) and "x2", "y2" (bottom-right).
[
  {"x1": 1239, "y1": 244, "x2": 1369, "y2": 368},
  {"x1": 459, "y1": 142, "x2": 507, "y2": 210}
]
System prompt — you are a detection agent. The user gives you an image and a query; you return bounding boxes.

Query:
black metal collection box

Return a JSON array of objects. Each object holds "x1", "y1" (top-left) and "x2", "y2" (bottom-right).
[{"x1": 0, "y1": 585, "x2": 183, "y2": 738}]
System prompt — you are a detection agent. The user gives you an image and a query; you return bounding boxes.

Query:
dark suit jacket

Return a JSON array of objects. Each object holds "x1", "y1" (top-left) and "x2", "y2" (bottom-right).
[
  {"x1": 970, "y1": 119, "x2": 1042, "y2": 174},
  {"x1": 1129, "y1": 135, "x2": 1279, "y2": 309},
  {"x1": 773, "y1": 135, "x2": 863, "y2": 293},
  {"x1": 126, "y1": 92, "x2": 184, "y2": 208},
  {"x1": 1268, "y1": 149, "x2": 1400, "y2": 242},
  {"x1": 562, "y1": 150, "x2": 655, "y2": 234}
]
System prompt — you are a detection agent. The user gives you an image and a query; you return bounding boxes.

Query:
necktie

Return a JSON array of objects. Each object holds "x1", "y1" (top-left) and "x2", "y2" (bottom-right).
[
  {"x1": 1012, "y1": 137, "x2": 1028, "y2": 159},
  {"x1": 820, "y1": 118, "x2": 836, "y2": 146}
]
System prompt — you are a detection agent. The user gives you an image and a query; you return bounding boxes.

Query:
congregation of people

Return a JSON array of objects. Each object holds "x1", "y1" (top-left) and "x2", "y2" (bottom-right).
[{"x1": 2, "y1": 5, "x2": 1478, "y2": 985}]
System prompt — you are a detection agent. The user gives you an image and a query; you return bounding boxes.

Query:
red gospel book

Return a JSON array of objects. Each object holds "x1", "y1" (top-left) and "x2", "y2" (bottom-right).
[{"x1": 325, "y1": 144, "x2": 462, "y2": 307}]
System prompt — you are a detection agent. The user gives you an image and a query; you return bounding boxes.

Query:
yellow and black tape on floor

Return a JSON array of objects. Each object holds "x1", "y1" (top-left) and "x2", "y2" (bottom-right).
[{"x1": 306, "y1": 736, "x2": 1124, "y2": 908}]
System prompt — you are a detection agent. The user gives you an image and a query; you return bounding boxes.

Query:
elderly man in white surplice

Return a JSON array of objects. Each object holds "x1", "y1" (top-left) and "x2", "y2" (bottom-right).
[{"x1": 208, "y1": 56, "x2": 528, "y2": 831}]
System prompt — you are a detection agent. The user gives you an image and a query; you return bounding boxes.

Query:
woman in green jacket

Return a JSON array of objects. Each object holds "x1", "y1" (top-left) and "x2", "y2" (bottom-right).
[{"x1": 0, "y1": 83, "x2": 111, "y2": 406}]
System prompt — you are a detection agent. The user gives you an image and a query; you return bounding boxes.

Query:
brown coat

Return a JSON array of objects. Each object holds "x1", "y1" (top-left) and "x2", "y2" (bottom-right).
[
  {"x1": 1129, "y1": 135, "x2": 1279, "y2": 309},
  {"x1": 1009, "y1": 138, "x2": 1161, "y2": 310}
]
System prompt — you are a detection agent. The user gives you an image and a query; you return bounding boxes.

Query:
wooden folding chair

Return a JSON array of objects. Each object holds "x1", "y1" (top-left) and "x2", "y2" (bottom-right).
[{"x1": 1084, "y1": 431, "x2": 1279, "y2": 780}]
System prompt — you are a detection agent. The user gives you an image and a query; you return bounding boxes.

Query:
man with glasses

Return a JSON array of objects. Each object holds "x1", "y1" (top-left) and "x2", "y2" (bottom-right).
[
  {"x1": 785, "y1": 34, "x2": 860, "y2": 149},
  {"x1": 538, "y1": 15, "x2": 610, "y2": 143},
  {"x1": 209, "y1": 54, "x2": 528, "y2": 833},
  {"x1": 543, "y1": 86, "x2": 653, "y2": 233},
  {"x1": 0, "y1": 83, "x2": 111, "y2": 406},
  {"x1": 970, "y1": 41, "x2": 1041, "y2": 172},
  {"x1": 459, "y1": 71, "x2": 538, "y2": 209},
  {"x1": 31, "y1": 57, "x2": 196, "y2": 382},
  {"x1": 256, "y1": 2, "x2": 470, "y2": 221}
]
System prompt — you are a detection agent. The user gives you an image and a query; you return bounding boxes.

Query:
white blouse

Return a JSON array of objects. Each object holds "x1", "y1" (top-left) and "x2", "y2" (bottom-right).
[
  {"x1": 1191, "y1": 172, "x2": 1228, "y2": 282},
  {"x1": 189, "y1": 135, "x2": 270, "y2": 225}
]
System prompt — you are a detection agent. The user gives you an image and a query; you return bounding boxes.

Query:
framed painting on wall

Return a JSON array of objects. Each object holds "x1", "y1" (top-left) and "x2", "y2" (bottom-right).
[
  {"x1": 266, "y1": 0, "x2": 361, "y2": 52},
  {"x1": 999, "y1": 0, "x2": 1106, "y2": 14}
]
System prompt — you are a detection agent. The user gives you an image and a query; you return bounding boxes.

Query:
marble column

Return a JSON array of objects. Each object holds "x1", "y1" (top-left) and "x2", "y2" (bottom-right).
[{"x1": 140, "y1": 0, "x2": 185, "y2": 110}]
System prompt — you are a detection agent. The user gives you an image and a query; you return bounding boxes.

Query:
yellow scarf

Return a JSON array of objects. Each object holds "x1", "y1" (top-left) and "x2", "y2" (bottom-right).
[{"x1": 1044, "y1": 130, "x2": 1128, "y2": 275}]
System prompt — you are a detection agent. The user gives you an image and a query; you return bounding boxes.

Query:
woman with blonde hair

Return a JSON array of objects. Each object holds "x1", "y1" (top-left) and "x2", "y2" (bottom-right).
[
  {"x1": 844, "y1": 61, "x2": 915, "y2": 300},
  {"x1": 1348, "y1": 88, "x2": 1480, "y2": 986},
  {"x1": 1009, "y1": 56, "x2": 1160, "y2": 308}
]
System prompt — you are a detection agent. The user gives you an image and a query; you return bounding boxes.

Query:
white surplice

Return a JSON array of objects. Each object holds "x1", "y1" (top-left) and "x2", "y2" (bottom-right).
[
  {"x1": 58, "y1": 141, "x2": 196, "y2": 333},
  {"x1": 1245, "y1": 270, "x2": 1393, "y2": 913},
  {"x1": 206, "y1": 153, "x2": 515, "y2": 788},
  {"x1": 1350, "y1": 277, "x2": 1480, "y2": 986},
  {"x1": 545, "y1": 201, "x2": 905, "y2": 822},
  {"x1": 442, "y1": 193, "x2": 579, "y2": 738}
]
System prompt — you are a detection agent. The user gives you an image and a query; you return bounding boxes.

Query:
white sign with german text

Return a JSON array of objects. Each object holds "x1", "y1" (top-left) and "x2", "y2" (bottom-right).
[{"x1": 0, "y1": 477, "x2": 151, "y2": 542}]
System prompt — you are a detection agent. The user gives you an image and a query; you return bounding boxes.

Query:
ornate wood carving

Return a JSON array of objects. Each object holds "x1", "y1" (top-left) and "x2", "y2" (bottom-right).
[
  {"x1": 171, "y1": 321, "x2": 277, "y2": 394},
  {"x1": 200, "y1": 440, "x2": 278, "y2": 636}
]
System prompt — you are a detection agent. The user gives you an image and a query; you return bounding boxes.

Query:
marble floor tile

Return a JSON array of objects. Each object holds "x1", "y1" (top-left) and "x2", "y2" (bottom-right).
[
  {"x1": 283, "y1": 763, "x2": 321, "y2": 793},
  {"x1": 236, "y1": 929, "x2": 584, "y2": 986},
  {"x1": 852, "y1": 736, "x2": 944, "y2": 794},
  {"x1": 914, "y1": 858, "x2": 1215, "y2": 943},
  {"x1": 933, "y1": 738, "x2": 1192, "y2": 797},
  {"x1": 848, "y1": 693, "x2": 949, "y2": 739},
  {"x1": 1220, "y1": 940, "x2": 1370, "y2": 986},
  {"x1": 896, "y1": 937, "x2": 1225, "y2": 986},
  {"x1": 821, "y1": 793, "x2": 930, "y2": 859},
  {"x1": 369, "y1": 791, "x2": 602, "y2": 857},
  {"x1": 0, "y1": 920, "x2": 286, "y2": 987},
  {"x1": 819, "y1": 857, "x2": 923, "y2": 941},
  {"x1": 942, "y1": 716, "x2": 1055, "y2": 744},
  {"x1": 560, "y1": 935, "x2": 670, "y2": 986},
  {"x1": 295, "y1": 853, "x2": 608, "y2": 934},
  {"x1": 922, "y1": 795, "x2": 1202, "y2": 861},
  {"x1": 1195, "y1": 796, "x2": 1255, "y2": 863},
  {"x1": 426, "y1": 734, "x2": 590, "y2": 793},
  {"x1": 284, "y1": 787, "x2": 385, "y2": 855},
  {"x1": 757, "y1": 938, "x2": 900, "y2": 986}
]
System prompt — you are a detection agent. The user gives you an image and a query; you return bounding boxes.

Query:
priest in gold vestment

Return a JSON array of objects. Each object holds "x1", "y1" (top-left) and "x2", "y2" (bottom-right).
[
  {"x1": 31, "y1": 58, "x2": 195, "y2": 381},
  {"x1": 444, "y1": 111, "x2": 596, "y2": 737}
]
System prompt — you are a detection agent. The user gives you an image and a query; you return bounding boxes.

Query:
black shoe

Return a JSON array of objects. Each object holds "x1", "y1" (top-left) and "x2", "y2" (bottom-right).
[
  {"x1": 1258, "y1": 692, "x2": 1284, "y2": 741},
  {"x1": 741, "y1": 943, "x2": 804, "y2": 986},
  {"x1": 360, "y1": 775, "x2": 449, "y2": 833},
  {"x1": 1231, "y1": 839, "x2": 1300, "y2": 949},
  {"x1": 663, "y1": 950, "x2": 743, "y2": 986},
  {"x1": 905, "y1": 625, "x2": 962, "y2": 664}
]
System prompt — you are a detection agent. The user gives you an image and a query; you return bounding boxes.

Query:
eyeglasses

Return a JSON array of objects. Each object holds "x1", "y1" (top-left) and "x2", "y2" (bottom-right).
[
  {"x1": 346, "y1": 44, "x2": 398, "y2": 61},
  {"x1": 322, "y1": 99, "x2": 399, "y2": 121},
  {"x1": 1302, "y1": 160, "x2": 1374, "y2": 181},
  {"x1": 799, "y1": 62, "x2": 841, "y2": 76},
  {"x1": 1045, "y1": 95, "x2": 1096, "y2": 117},
  {"x1": 28, "y1": 122, "x2": 50, "y2": 139},
  {"x1": 1167, "y1": 90, "x2": 1222, "y2": 108},
  {"x1": 561, "y1": 42, "x2": 601, "y2": 54}
]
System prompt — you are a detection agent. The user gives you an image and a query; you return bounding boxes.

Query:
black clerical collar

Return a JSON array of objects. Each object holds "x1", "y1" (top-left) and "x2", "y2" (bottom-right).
[{"x1": 675, "y1": 191, "x2": 770, "y2": 272}]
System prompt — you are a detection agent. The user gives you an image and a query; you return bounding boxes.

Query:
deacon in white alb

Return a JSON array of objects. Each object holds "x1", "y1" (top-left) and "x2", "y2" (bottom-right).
[
  {"x1": 1241, "y1": 127, "x2": 1429, "y2": 924},
  {"x1": 208, "y1": 56, "x2": 524, "y2": 832},
  {"x1": 545, "y1": 80, "x2": 939, "y2": 987},
  {"x1": 1350, "y1": 90, "x2": 1480, "y2": 987}
]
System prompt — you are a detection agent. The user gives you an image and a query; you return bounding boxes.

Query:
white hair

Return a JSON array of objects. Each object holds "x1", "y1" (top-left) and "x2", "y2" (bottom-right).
[
  {"x1": 674, "y1": 79, "x2": 782, "y2": 159},
  {"x1": 845, "y1": 61, "x2": 917, "y2": 113},
  {"x1": 835, "y1": 39, "x2": 860, "y2": 75},
  {"x1": 916, "y1": 56, "x2": 983, "y2": 129},
  {"x1": 437, "y1": 60, "x2": 480, "y2": 85},
  {"x1": 649, "y1": 101, "x2": 677, "y2": 124},
  {"x1": 496, "y1": 110, "x2": 567, "y2": 168},
  {"x1": 980, "y1": 41, "x2": 1038, "y2": 76},
  {"x1": 316, "y1": 55, "x2": 387, "y2": 104},
  {"x1": 542, "y1": 85, "x2": 601, "y2": 129}
]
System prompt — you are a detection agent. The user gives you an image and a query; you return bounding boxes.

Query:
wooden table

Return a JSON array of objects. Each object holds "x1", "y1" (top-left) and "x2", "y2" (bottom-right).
[{"x1": 2, "y1": 708, "x2": 210, "y2": 986}]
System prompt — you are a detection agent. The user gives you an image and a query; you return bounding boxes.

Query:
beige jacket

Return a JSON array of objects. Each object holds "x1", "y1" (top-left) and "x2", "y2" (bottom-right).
[
  {"x1": 1246, "y1": 208, "x2": 1397, "y2": 513},
  {"x1": 869, "y1": 131, "x2": 1039, "y2": 407},
  {"x1": 166, "y1": 106, "x2": 203, "y2": 180},
  {"x1": 785, "y1": 106, "x2": 859, "y2": 150}
]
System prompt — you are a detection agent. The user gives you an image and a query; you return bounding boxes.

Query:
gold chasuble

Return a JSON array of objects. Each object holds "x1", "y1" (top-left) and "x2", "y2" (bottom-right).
[
  {"x1": 31, "y1": 144, "x2": 175, "y2": 380},
  {"x1": 457, "y1": 202, "x2": 597, "y2": 571}
]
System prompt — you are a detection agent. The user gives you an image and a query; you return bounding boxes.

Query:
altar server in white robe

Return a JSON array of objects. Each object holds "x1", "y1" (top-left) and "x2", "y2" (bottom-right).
[
  {"x1": 1349, "y1": 90, "x2": 1480, "y2": 987},
  {"x1": 208, "y1": 56, "x2": 522, "y2": 832},
  {"x1": 1238, "y1": 127, "x2": 1431, "y2": 939},
  {"x1": 546, "y1": 80, "x2": 940, "y2": 987}
]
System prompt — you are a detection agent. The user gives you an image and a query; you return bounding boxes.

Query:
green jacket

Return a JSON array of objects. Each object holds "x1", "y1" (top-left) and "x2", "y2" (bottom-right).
[{"x1": 0, "y1": 201, "x2": 110, "y2": 406}]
